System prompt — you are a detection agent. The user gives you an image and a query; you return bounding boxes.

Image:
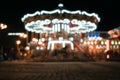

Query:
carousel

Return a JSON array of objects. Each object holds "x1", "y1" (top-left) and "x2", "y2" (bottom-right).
[{"x1": 21, "y1": 3, "x2": 100, "y2": 52}]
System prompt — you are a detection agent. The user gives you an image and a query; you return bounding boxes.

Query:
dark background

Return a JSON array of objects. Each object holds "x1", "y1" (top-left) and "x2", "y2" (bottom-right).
[
  {"x1": 0, "y1": 0, "x2": 120, "y2": 50},
  {"x1": 0, "y1": 0, "x2": 120, "y2": 32}
]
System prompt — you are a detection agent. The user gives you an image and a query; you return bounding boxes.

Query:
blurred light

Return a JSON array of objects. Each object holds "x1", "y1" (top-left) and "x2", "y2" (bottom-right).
[
  {"x1": 16, "y1": 40, "x2": 21, "y2": 45},
  {"x1": 0, "y1": 23, "x2": 7, "y2": 30},
  {"x1": 25, "y1": 46, "x2": 30, "y2": 50},
  {"x1": 107, "y1": 54, "x2": 110, "y2": 59},
  {"x1": 36, "y1": 46, "x2": 40, "y2": 50},
  {"x1": 20, "y1": 33, "x2": 27, "y2": 38},
  {"x1": 8, "y1": 32, "x2": 24, "y2": 36},
  {"x1": 24, "y1": 53, "x2": 27, "y2": 57}
]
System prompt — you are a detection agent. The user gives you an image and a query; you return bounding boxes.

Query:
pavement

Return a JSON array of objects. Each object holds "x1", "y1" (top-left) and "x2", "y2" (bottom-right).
[{"x1": 0, "y1": 61, "x2": 120, "y2": 80}]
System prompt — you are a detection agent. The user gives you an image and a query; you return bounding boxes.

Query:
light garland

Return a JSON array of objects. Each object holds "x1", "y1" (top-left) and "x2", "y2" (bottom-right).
[{"x1": 21, "y1": 3, "x2": 100, "y2": 33}]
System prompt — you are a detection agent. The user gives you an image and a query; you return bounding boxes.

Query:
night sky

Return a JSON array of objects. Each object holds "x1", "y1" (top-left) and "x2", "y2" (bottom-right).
[{"x1": 0, "y1": 0, "x2": 120, "y2": 32}]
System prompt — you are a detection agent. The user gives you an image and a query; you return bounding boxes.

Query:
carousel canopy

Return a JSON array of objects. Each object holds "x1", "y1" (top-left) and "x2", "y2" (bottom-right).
[{"x1": 21, "y1": 3, "x2": 101, "y2": 33}]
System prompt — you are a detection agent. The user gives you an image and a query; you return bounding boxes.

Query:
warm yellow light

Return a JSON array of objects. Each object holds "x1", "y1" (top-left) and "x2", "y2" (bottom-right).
[
  {"x1": 16, "y1": 40, "x2": 21, "y2": 45},
  {"x1": 118, "y1": 41, "x2": 120, "y2": 45},
  {"x1": 23, "y1": 34, "x2": 27, "y2": 38},
  {"x1": 0, "y1": 23, "x2": 7, "y2": 30},
  {"x1": 101, "y1": 41, "x2": 104, "y2": 45},
  {"x1": 19, "y1": 33, "x2": 27, "y2": 38},
  {"x1": 32, "y1": 38, "x2": 38, "y2": 42},
  {"x1": 111, "y1": 40, "x2": 114, "y2": 45},
  {"x1": 24, "y1": 53, "x2": 27, "y2": 57}
]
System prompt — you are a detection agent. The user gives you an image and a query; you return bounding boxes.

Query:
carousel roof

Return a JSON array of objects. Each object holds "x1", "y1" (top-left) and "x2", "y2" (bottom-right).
[{"x1": 21, "y1": 3, "x2": 101, "y2": 33}]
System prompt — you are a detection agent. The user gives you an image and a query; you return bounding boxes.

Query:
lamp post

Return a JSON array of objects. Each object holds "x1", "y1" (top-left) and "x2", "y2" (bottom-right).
[
  {"x1": 0, "y1": 23, "x2": 7, "y2": 54},
  {"x1": 16, "y1": 40, "x2": 21, "y2": 50},
  {"x1": 16, "y1": 40, "x2": 21, "y2": 57}
]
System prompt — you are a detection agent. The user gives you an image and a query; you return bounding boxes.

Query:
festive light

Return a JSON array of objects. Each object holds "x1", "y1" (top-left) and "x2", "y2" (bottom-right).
[
  {"x1": 21, "y1": 3, "x2": 102, "y2": 51},
  {"x1": 21, "y1": 3, "x2": 100, "y2": 33},
  {"x1": 47, "y1": 40, "x2": 74, "y2": 50}
]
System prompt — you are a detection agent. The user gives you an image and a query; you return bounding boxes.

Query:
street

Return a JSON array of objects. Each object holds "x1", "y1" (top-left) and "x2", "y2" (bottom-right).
[{"x1": 0, "y1": 61, "x2": 120, "y2": 80}]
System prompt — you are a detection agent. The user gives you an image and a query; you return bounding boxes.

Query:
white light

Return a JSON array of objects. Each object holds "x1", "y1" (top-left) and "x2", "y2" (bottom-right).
[
  {"x1": 59, "y1": 37, "x2": 63, "y2": 41},
  {"x1": 21, "y1": 3, "x2": 101, "y2": 52},
  {"x1": 25, "y1": 46, "x2": 30, "y2": 50},
  {"x1": 41, "y1": 38, "x2": 45, "y2": 42},
  {"x1": 8, "y1": 32, "x2": 24, "y2": 36},
  {"x1": 47, "y1": 40, "x2": 74, "y2": 50},
  {"x1": 24, "y1": 18, "x2": 97, "y2": 33},
  {"x1": 58, "y1": 3, "x2": 64, "y2": 8},
  {"x1": 69, "y1": 37, "x2": 74, "y2": 41},
  {"x1": 22, "y1": 8, "x2": 100, "y2": 22},
  {"x1": 48, "y1": 37, "x2": 52, "y2": 41},
  {"x1": 38, "y1": 41, "x2": 42, "y2": 45},
  {"x1": 36, "y1": 46, "x2": 40, "y2": 50},
  {"x1": 80, "y1": 39, "x2": 83, "y2": 43}
]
